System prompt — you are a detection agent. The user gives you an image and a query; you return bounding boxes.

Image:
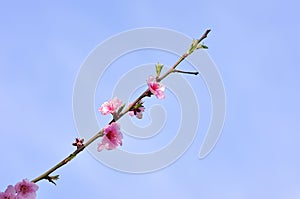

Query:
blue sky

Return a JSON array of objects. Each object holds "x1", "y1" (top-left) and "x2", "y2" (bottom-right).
[{"x1": 1, "y1": 1, "x2": 300, "y2": 198}]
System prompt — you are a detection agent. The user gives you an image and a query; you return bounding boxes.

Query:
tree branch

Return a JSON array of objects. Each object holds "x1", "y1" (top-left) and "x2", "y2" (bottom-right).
[{"x1": 31, "y1": 29, "x2": 211, "y2": 184}]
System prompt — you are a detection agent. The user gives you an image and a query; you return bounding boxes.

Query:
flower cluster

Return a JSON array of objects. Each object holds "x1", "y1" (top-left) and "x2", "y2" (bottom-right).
[
  {"x1": 96, "y1": 75, "x2": 166, "y2": 152},
  {"x1": 99, "y1": 97, "x2": 122, "y2": 115},
  {"x1": 97, "y1": 122, "x2": 123, "y2": 151},
  {"x1": 147, "y1": 75, "x2": 165, "y2": 99},
  {"x1": 0, "y1": 179, "x2": 38, "y2": 199}
]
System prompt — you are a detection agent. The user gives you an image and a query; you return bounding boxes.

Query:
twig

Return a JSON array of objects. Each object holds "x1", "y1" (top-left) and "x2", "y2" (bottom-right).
[{"x1": 173, "y1": 69, "x2": 199, "y2": 75}]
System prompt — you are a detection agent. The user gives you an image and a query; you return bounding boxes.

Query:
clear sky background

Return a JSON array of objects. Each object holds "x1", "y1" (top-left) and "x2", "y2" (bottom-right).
[{"x1": 0, "y1": 1, "x2": 299, "y2": 198}]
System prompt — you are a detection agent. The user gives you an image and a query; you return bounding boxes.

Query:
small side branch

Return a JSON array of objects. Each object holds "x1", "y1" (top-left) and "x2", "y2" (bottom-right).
[{"x1": 173, "y1": 69, "x2": 199, "y2": 75}]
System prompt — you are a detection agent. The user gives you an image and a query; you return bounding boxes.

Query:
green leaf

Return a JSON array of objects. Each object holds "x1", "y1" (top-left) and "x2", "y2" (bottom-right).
[
  {"x1": 188, "y1": 39, "x2": 198, "y2": 54},
  {"x1": 197, "y1": 44, "x2": 208, "y2": 49},
  {"x1": 155, "y1": 63, "x2": 164, "y2": 78}
]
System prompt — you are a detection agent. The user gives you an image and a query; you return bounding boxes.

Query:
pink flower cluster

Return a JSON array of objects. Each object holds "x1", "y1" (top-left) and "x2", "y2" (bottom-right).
[
  {"x1": 97, "y1": 75, "x2": 167, "y2": 152},
  {"x1": 99, "y1": 97, "x2": 122, "y2": 115},
  {"x1": 0, "y1": 179, "x2": 38, "y2": 199},
  {"x1": 147, "y1": 76, "x2": 165, "y2": 99},
  {"x1": 97, "y1": 122, "x2": 123, "y2": 151}
]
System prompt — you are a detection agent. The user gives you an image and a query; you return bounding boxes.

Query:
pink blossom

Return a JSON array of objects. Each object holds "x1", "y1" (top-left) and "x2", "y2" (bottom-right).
[
  {"x1": 0, "y1": 185, "x2": 16, "y2": 199},
  {"x1": 15, "y1": 179, "x2": 38, "y2": 199},
  {"x1": 97, "y1": 122, "x2": 123, "y2": 151},
  {"x1": 99, "y1": 97, "x2": 122, "y2": 115},
  {"x1": 129, "y1": 101, "x2": 145, "y2": 119},
  {"x1": 147, "y1": 76, "x2": 165, "y2": 99}
]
